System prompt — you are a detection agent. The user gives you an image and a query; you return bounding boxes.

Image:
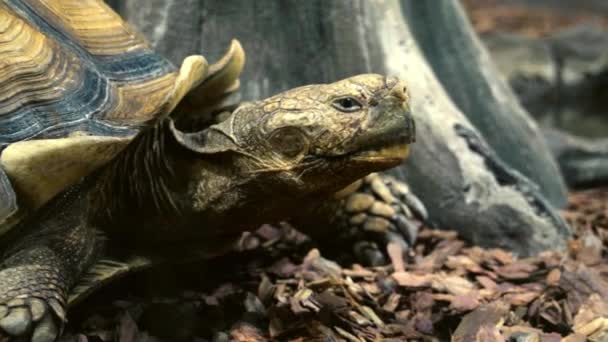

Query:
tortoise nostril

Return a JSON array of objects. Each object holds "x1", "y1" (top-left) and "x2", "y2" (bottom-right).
[
  {"x1": 385, "y1": 76, "x2": 399, "y2": 89},
  {"x1": 389, "y1": 80, "x2": 408, "y2": 102}
]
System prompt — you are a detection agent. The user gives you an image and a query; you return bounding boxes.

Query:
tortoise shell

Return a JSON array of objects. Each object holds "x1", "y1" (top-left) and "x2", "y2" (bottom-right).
[{"x1": 0, "y1": 0, "x2": 244, "y2": 234}]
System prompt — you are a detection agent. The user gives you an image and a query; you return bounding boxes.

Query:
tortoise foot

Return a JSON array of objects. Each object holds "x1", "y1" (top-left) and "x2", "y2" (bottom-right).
[
  {"x1": 0, "y1": 266, "x2": 66, "y2": 342},
  {"x1": 339, "y1": 173, "x2": 428, "y2": 266}
]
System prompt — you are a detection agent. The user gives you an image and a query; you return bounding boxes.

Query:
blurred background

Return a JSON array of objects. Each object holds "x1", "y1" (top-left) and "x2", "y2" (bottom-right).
[{"x1": 462, "y1": 0, "x2": 608, "y2": 138}]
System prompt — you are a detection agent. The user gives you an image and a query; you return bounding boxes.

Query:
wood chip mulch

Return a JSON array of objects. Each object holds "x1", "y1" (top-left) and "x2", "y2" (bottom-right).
[{"x1": 63, "y1": 189, "x2": 608, "y2": 341}]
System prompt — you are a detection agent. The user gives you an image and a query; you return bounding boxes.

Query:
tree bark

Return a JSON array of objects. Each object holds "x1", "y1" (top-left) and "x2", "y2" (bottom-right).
[
  {"x1": 115, "y1": 0, "x2": 571, "y2": 255},
  {"x1": 402, "y1": 0, "x2": 568, "y2": 208}
]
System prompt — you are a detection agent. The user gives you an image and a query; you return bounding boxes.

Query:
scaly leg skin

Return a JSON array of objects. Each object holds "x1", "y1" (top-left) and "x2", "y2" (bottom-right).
[
  {"x1": 0, "y1": 188, "x2": 100, "y2": 342},
  {"x1": 296, "y1": 173, "x2": 428, "y2": 266}
]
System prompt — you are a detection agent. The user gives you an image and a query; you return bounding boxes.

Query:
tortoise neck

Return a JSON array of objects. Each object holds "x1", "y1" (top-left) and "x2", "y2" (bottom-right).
[{"x1": 90, "y1": 119, "x2": 181, "y2": 224}]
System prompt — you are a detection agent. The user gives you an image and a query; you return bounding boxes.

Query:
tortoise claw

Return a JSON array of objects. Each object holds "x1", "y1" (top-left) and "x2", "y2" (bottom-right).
[
  {"x1": 394, "y1": 215, "x2": 419, "y2": 245},
  {"x1": 0, "y1": 267, "x2": 66, "y2": 342},
  {"x1": 0, "y1": 297, "x2": 61, "y2": 342},
  {"x1": 0, "y1": 307, "x2": 31, "y2": 336},
  {"x1": 353, "y1": 241, "x2": 386, "y2": 267},
  {"x1": 338, "y1": 173, "x2": 427, "y2": 265},
  {"x1": 31, "y1": 315, "x2": 57, "y2": 342}
]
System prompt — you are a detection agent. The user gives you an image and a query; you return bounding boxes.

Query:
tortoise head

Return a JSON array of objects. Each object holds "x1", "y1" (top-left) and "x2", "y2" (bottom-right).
[{"x1": 170, "y1": 74, "x2": 414, "y2": 216}]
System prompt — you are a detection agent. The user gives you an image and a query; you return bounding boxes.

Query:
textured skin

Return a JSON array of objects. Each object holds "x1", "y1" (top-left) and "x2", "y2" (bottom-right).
[{"x1": 0, "y1": 185, "x2": 100, "y2": 342}]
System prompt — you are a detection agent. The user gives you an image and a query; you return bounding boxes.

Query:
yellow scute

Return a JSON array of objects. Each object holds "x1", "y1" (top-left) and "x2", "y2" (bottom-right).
[{"x1": 0, "y1": 135, "x2": 130, "y2": 211}]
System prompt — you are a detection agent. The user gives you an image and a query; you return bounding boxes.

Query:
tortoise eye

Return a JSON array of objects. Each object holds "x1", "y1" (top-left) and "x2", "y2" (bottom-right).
[{"x1": 332, "y1": 97, "x2": 363, "y2": 112}]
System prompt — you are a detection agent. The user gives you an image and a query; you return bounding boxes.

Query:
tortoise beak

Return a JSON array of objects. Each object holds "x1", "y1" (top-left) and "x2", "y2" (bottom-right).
[
  {"x1": 384, "y1": 76, "x2": 416, "y2": 144},
  {"x1": 346, "y1": 92, "x2": 415, "y2": 165},
  {"x1": 387, "y1": 77, "x2": 415, "y2": 143}
]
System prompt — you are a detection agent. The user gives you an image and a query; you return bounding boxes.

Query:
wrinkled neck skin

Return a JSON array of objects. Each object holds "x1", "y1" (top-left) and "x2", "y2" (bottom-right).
[{"x1": 87, "y1": 120, "x2": 353, "y2": 252}]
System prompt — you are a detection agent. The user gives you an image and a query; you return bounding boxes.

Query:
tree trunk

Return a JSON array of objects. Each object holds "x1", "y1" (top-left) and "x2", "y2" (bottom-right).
[
  {"x1": 402, "y1": 0, "x2": 568, "y2": 208},
  {"x1": 115, "y1": 0, "x2": 571, "y2": 255}
]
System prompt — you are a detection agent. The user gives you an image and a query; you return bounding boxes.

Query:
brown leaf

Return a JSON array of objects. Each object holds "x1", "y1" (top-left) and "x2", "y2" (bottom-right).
[
  {"x1": 446, "y1": 255, "x2": 484, "y2": 273},
  {"x1": 431, "y1": 273, "x2": 477, "y2": 296},
  {"x1": 575, "y1": 232, "x2": 603, "y2": 266},
  {"x1": 268, "y1": 257, "x2": 299, "y2": 278},
  {"x1": 505, "y1": 291, "x2": 541, "y2": 306},
  {"x1": 562, "y1": 333, "x2": 588, "y2": 342},
  {"x1": 546, "y1": 268, "x2": 561, "y2": 287},
  {"x1": 490, "y1": 249, "x2": 514, "y2": 265},
  {"x1": 450, "y1": 291, "x2": 481, "y2": 312},
  {"x1": 475, "y1": 325, "x2": 505, "y2": 342},
  {"x1": 432, "y1": 293, "x2": 455, "y2": 303},
  {"x1": 395, "y1": 310, "x2": 411, "y2": 324},
  {"x1": 414, "y1": 315, "x2": 434, "y2": 335},
  {"x1": 230, "y1": 323, "x2": 268, "y2": 342},
  {"x1": 560, "y1": 264, "x2": 608, "y2": 313},
  {"x1": 301, "y1": 249, "x2": 342, "y2": 280},
  {"x1": 452, "y1": 301, "x2": 509, "y2": 342},
  {"x1": 382, "y1": 293, "x2": 401, "y2": 313},
  {"x1": 495, "y1": 261, "x2": 538, "y2": 280},
  {"x1": 476, "y1": 276, "x2": 499, "y2": 292},
  {"x1": 573, "y1": 294, "x2": 608, "y2": 338},
  {"x1": 361, "y1": 282, "x2": 381, "y2": 296},
  {"x1": 539, "y1": 333, "x2": 562, "y2": 342},
  {"x1": 342, "y1": 265, "x2": 375, "y2": 278},
  {"x1": 417, "y1": 228, "x2": 458, "y2": 241},
  {"x1": 316, "y1": 290, "x2": 349, "y2": 311},
  {"x1": 415, "y1": 240, "x2": 465, "y2": 271},
  {"x1": 501, "y1": 325, "x2": 542, "y2": 341},
  {"x1": 387, "y1": 242, "x2": 405, "y2": 273},
  {"x1": 411, "y1": 292, "x2": 435, "y2": 313},
  {"x1": 256, "y1": 224, "x2": 282, "y2": 241},
  {"x1": 392, "y1": 272, "x2": 433, "y2": 288}
]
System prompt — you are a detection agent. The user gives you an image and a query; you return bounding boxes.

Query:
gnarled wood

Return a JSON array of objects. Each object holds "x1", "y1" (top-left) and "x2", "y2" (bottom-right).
[{"x1": 402, "y1": 0, "x2": 568, "y2": 208}]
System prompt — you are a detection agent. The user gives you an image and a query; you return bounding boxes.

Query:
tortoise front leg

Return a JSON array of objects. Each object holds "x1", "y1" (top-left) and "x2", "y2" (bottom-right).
[
  {"x1": 0, "y1": 189, "x2": 101, "y2": 342},
  {"x1": 293, "y1": 173, "x2": 428, "y2": 266}
]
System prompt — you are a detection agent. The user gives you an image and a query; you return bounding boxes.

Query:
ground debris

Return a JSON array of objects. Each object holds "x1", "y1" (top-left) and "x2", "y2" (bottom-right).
[
  {"x1": 451, "y1": 301, "x2": 509, "y2": 342},
  {"x1": 64, "y1": 189, "x2": 608, "y2": 341}
]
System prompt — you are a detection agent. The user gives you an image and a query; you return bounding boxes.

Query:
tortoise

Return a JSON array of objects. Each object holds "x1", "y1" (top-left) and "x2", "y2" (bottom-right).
[{"x1": 0, "y1": 0, "x2": 419, "y2": 341}]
